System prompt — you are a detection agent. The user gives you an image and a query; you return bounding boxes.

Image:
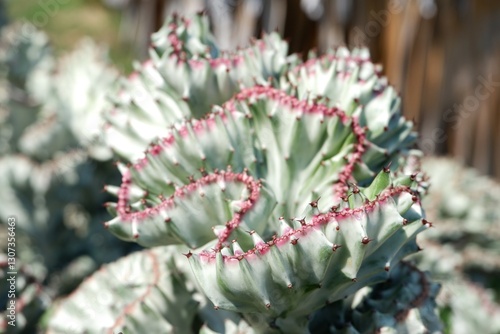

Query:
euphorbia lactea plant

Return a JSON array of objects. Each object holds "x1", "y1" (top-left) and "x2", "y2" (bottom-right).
[{"x1": 48, "y1": 14, "x2": 440, "y2": 333}]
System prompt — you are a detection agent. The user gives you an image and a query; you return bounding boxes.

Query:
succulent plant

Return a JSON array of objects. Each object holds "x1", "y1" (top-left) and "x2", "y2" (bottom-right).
[
  {"x1": 46, "y1": 246, "x2": 198, "y2": 333},
  {"x1": 0, "y1": 4, "x2": 6, "y2": 30},
  {"x1": 0, "y1": 254, "x2": 50, "y2": 334},
  {"x1": 0, "y1": 22, "x2": 52, "y2": 156},
  {"x1": 104, "y1": 14, "x2": 297, "y2": 161},
  {"x1": 0, "y1": 23, "x2": 135, "y2": 332},
  {"x1": 422, "y1": 157, "x2": 500, "y2": 229},
  {"x1": 67, "y1": 13, "x2": 437, "y2": 333},
  {"x1": 308, "y1": 261, "x2": 442, "y2": 333},
  {"x1": 414, "y1": 157, "x2": 500, "y2": 284},
  {"x1": 407, "y1": 157, "x2": 500, "y2": 333},
  {"x1": 0, "y1": 22, "x2": 129, "y2": 270},
  {"x1": 4, "y1": 9, "x2": 500, "y2": 334},
  {"x1": 436, "y1": 279, "x2": 500, "y2": 334}
]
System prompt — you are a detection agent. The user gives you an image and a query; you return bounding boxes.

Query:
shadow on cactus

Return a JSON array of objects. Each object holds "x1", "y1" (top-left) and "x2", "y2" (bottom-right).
[{"x1": 48, "y1": 14, "x2": 438, "y2": 333}]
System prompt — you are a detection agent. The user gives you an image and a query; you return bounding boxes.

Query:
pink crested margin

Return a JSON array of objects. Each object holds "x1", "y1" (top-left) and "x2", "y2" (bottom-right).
[
  {"x1": 153, "y1": 16, "x2": 265, "y2": 71},
  {"x1": 108, "y1": 23, "x2": 270, "y2": 118},
  {"x1": 290, "y1": 51, "x2": 386, "y2": 92},
  {"x1": 117, "y1": 86, "x2": 367, "y2": 221},
  {"x1": 128, "y1": 85, "x2": 367, "y2": 193},
  {"x1": 113, "y1": 169, "x2": 260, "y2": 231},
  {"x1": 108, "y1": 87, "x2": 425, "y2": 263},
  {"x1": 194, "y1": 185, "x2": 423, "y2": 263},
  {"x1": 225, "y1": 85, "x2": 368, "y2": 201}
]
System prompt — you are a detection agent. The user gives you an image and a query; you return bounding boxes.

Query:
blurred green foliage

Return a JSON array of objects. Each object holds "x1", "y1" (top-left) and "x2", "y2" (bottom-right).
[{"x1": 6, "y1": 0, "x2": 134, "y2": 73}]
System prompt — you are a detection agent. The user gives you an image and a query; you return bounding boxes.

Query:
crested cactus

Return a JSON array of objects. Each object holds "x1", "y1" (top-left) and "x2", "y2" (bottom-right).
[
  {"x1": 74, "y1": 13, "x2": 438, "y2": 333},
  {"x1": 5, "y1": 8, "x2": 500, "y2": 334}
]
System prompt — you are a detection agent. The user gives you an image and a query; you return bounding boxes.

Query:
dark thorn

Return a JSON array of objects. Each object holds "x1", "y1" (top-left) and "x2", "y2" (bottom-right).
[
  {"x1": 383, "y1": 162, "x2": 392, "y2": 173},
  {"x1": 332, "y1": 244, "x2": 342, "y2": 251},
  {"x1": 361, "y1": 237, "x2": 371, "y2": 245},
  {"x1": 402, "y1": 218, "x2": 408, "y2": 225},
  {"x1": 296, "y1": 217, "x2": 306, "y2": 226},
  {"x1": 183, "y1": 251, "x2": 193, "y2": 258},
  {"x1": 291, "y1": 239, "x2": 299, "y2": 245},
  {"x1": 309, "y1": 197, "x2": 321, "y2": 208},
  {"x1": 199, "y1": 167, "x2": 208, "y2": 176}
]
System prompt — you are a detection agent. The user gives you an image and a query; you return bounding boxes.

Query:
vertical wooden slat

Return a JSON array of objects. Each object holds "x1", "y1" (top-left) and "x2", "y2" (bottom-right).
[{"x1": 283, "y1": 0, "x2": 318, "y2": 56}]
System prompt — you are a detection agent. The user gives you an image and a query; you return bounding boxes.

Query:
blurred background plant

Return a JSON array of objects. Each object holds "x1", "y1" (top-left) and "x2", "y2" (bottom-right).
[
  {"x1": 0, "y1": 18, "x2": 140, "y2": 332},
  {"x1": 1, "y1": 0, "x2": 499, "y2": 333}
]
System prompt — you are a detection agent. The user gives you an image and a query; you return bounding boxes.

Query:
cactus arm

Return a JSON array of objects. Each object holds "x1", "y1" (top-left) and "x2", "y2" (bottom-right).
[{"x1": 46, "y1": 247, "x2": 199, "y2": 334}]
